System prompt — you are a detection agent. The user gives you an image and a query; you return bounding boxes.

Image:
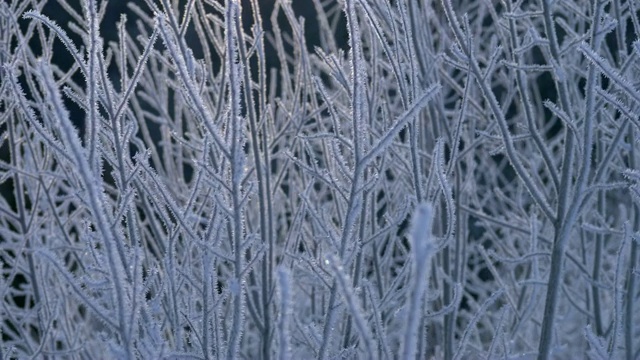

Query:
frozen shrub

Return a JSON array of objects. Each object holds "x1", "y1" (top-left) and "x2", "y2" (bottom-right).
[{"x1": 0, "y1": 0, "x2": 639, "y2": 359}]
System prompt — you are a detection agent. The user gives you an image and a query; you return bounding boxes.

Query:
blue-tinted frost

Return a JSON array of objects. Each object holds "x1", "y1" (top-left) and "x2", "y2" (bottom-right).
[{"x1": 1, "y1": 0, "x2": 639, "y2": 359}]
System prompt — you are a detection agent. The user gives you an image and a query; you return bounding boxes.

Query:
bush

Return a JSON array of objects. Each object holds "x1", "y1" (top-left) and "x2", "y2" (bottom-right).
[{"x1": 1, "y1": 0, "x2": 639, "y2": 358}]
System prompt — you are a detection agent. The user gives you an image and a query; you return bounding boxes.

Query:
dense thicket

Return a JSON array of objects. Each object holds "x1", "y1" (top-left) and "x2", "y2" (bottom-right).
[{"x1": 1, "y1": 0, "x2": 639, "y2": 359}]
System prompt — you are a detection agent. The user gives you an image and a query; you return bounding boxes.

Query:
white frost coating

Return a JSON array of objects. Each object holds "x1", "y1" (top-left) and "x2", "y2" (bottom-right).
[
  {"x1": 402, "y1": 202, "x2": 435, "y2": 360},
  {"x1": 410, "y1": 202, "x2": 435, "y2": 257}
]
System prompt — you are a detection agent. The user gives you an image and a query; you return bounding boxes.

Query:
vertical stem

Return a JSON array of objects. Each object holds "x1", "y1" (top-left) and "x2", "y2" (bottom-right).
[
  {"x1": 625, "y1": 126, "x2": 639, "y2": 360},
  {"x1": 226, "y1": 1, "x2": 246, "y2": 357}
]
